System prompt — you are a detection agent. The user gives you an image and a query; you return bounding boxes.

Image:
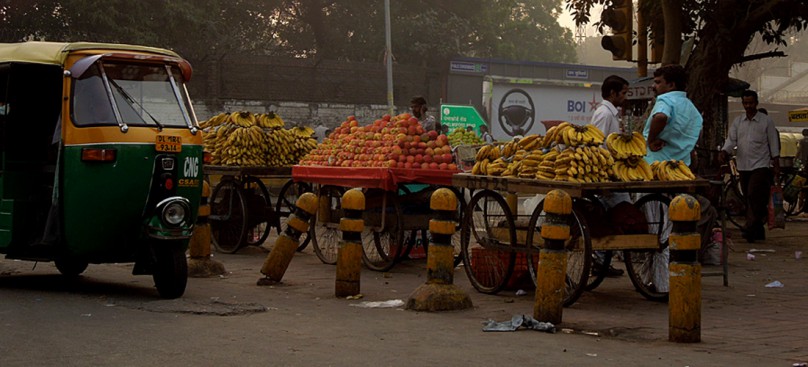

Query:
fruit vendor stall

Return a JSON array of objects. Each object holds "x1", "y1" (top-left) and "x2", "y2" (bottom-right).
[
  {"x1": 293, "y1": 113, "x2": 464, "y2": 272},
  {"x1": 200, "y1": 112, "x2": 319, "y2": 254},
  {"x1": 451, "y1": 122, "x2": 711, "y2": 307}
]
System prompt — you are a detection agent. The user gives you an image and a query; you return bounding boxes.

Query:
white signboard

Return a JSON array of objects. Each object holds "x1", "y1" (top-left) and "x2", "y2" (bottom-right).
[{"x1": 489, "y1": 83, "x2": 601, "y2": 140}]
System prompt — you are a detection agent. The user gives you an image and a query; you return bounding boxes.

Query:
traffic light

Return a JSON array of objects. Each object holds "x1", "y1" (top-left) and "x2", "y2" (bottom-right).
[{"x1": 601, "y1": 0, "x2": 633, "y2": 61}]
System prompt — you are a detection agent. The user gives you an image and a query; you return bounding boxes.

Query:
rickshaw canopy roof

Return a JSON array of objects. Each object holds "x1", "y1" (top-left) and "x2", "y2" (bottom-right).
[{"x1": 0, "y1": 41, "x2": 183, "y2": 66}]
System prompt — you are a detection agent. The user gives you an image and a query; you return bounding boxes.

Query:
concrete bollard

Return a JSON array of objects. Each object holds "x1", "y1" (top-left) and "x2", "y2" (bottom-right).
[
  {"x1": 533, "y1": 189, "x2": 572, "y2": 325},
  {"x1": 257, "y1": 192, "x2": 318, "y2": 286},
  {"x1": 188, "y1": 180, "x2": 227, "y2": 277},
  {"x1": 406, "y1": 188, "x2": 472, "y2": 311},
  {"x1": 335, "y1": 189, "x2": 365, "y2": 298},
  {"x1": 668, "y1": 194, "x2": 702, "y2": 343}
]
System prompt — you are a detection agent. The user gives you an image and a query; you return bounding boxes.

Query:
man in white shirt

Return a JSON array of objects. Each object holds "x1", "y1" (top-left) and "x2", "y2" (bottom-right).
[
  {"x1": 591, "y1": 75, "x2": 629, "y2": 139},
  {"x1": 720, "y1": 90, "x2": 780, "y2": 242},
  {"x1": 410, "y1": 96, "x2": 437, "y2": 132}
]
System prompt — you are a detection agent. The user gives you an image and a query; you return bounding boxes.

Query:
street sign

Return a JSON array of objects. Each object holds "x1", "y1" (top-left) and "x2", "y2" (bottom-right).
[{"x1": 439, "y1": 104, "x2": 487, "y2": 133}]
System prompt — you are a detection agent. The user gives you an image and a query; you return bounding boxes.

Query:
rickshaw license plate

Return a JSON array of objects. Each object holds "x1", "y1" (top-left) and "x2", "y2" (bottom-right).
[{"x1": 156, "y1": 135, "x2": 182, "y2": 152}]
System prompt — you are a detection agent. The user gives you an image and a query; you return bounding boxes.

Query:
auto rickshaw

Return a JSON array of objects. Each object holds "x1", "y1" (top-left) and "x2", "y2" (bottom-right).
[{"x1": 0, "y1": 42, "x2": 203, "y2": 298}]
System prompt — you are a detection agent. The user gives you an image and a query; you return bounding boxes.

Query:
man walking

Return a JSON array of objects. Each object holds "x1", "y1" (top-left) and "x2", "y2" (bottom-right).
[{"x1": 720, "y1": 90, "x2": 780, "y2": 242}]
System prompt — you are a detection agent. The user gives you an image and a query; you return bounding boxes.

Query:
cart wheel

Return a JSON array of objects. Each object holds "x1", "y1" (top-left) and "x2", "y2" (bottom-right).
[
  {"x1": 586, "y1": 250, "x2": 612, "y2": 291},
  {"x1": 722, "y1": 183, "x2": 745, "y2": 230},
  {"x1": 310, "y1": 185, "x2": 344, "y2": 265},
  {"x1": 152, "y1": 242, "x2": 188, "y2": 299},
  {"x1": 460, "y1": 189, "x2": 516, "y2": 294},
  {"x1": 210, "y1": 179, "x2": 249, "y2": 254},
  {"x1": 55, "y1": 257, "x2": 89, "y2": 277},
  {"x1": 276, "y1": 180, "x2": 312, "y2": 251},
  {"x1": 361, "y1": 190, "x2": 403, "y2": 272},
  {"x1": 243, "y1": 176, "x2": 273, "y2": 247},
  {"x1": 525, "y1": 200, "x2": 592, "y2": 307},
  {"x1": 625, "y1": 193, "x2": 671, "y2": 302},
  {"x1": 451, "y1": 187, "x2": 467, "y2": 267}
]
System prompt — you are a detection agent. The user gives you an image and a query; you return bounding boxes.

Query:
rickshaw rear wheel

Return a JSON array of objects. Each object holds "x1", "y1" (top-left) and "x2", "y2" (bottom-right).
[
  {"x1": 210, "y1": 179, "x2": 249, "y2": 254},
  {"x1": 153, "y1": 244, "x2": 188, "y2": 299},
  {"x1": 55, "y1": 258, "x2": 89, "y2": 277}
]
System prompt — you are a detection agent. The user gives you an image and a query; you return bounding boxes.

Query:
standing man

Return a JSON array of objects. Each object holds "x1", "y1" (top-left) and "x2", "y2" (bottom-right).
[
  {"x1": 720, "y1": 90, "x2": 780, "y2": 242},
  {"x1": 410, "y1": 96, "x2": 437, "y2": 132},
  {"x1": 590, "y1": 75, "x2": 629, "y2": 277},
  {"x1": 480, "y1": 124, "x2": 494, "y2": 144},
  {"x1": 592, "y1": 75, "x2": 629, "y2": 139},
  {"x1": 643, "y1": 64, "x2": 703, "y2": 166}
]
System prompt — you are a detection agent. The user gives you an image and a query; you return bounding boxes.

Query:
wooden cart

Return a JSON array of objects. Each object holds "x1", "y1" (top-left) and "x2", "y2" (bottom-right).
[
  {"x1": 452, "y1": 173, "x2": 715, "y2": 306},
  {"x1": 203, "y1": 165, "x2": 311, "y2": 253},
  {"x1": 292, "y1": 166, "x2": 463, "y2": 272}
]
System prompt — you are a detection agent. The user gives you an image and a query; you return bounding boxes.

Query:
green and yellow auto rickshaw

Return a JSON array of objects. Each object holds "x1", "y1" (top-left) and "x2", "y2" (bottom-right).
[{"x1": 0, "y1": 42, "x2": 203, "y2": 298}]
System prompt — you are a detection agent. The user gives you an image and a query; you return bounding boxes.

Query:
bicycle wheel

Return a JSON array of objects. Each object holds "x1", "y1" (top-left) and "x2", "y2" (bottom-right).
[
  {"x1": 586, "y1": 250, "x2": 612, "y2": 291},
  {"x1": 277, "y1": 180, "x2": 313, "y2": 251},
  {"x1": 361, "y1": 190, "x2": 404, "y2": 272},
  {"x1": 210, "y1": 179, "x2": 248, "y2": 254},
  {"x1": 525, "y1": 200, "x2": 592, "y2": 307},
  {"x1": 624, "y1": 193, "x2": 671, "y2": 302},
  {"x1": 242, "y1": 176, "x2": 272, "y2": 247},
  {"x1": 723, "y1": 179, "x2": 746, "y2": 229},
  {"x1": 460, "y1": 190, "x2": 516, "y2": 294},
  {"x1": 310, "y1": 185, "x2": 344, "y2": 265}
]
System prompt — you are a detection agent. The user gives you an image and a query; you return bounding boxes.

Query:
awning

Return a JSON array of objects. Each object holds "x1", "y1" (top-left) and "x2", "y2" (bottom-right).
[{"x1": 788, "y1": 108, "x2": 808, "y2": 123}]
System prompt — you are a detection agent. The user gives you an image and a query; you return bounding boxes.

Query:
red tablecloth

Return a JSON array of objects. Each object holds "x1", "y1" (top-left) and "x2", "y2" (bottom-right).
[{"x1": 292, "y1": 165, "x2": 457, "y2": 191}]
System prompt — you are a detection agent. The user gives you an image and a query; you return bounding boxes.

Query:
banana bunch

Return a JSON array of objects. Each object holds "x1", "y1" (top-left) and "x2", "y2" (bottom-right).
[
  {"x1": 257, "y1": 112, "x2": 285, "y2": 128},
  {"x1": 475, "y1": 144, "x2": 501, "y2": 161},
  {"x1": 198, "y1": 112, "x2": 230, "y2": 129},
  {"x1": 264, "y1": 128, "x2": 317, "y2": 167},
  {"x1": 612, "y1": 156, "x2": 654, "y2": 182},
  {"x1": 550, "y1": 145, "x2": 614, "y2": 183},
  {"x1": 533, "y1": 149, "x2": 560, "y2": 180},
  {"x1": 207, "y1": 125, "x2": 269, "y2": 166},
  {"x1": 516, "y1": 149, "x2": 545, "y2": 178},
  {"x1": 228, "y1": 111, "x2": 257, "y2": 128},
  {"x1": 542, "y1": 122, "x2": 605, "y2": 147},
  {"x1": 651, "y1": 160, "x2": 697, "y2": 181},
  {"x1": 606, "y1": 131, "x2": 647, "y2": 159},
  {"x1": 481, "y1": 157, "x2": 509, "y2": 176}
]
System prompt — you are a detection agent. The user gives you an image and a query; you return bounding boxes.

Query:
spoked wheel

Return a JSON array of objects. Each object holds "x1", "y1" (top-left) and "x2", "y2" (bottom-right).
[
  {"x1": 152, "y1": 242, "x2": 188, "y2": 299},
  {"x1": 276, "y1": 180, "x2": 313, "y2": 251},
  {"x1": 361, "y1": 189, "x2": 404, "y2": 272},
  {"x1": 460, "y1": 190, "x2": 516, "y2": 294},
  {"x1": 310, "y1": 185, "x2": 345, "y2": 265},
  {"x1": 242, "y1": 176, "x2": 273, "y2": 247},
  {"x1": 723, "y1": 182, "x2": 745, "y2": 230},
  {"x1": 210, "y1": 178, "x2": 249, "y2": 254},
  {"x1": 586, "y1": 250, "x2": 612, "y2": 291},
  {"x1": 450, "y1": 187, "x2": 467, "y2": 267},
  {"x1": 55, "y1": 257, "x2": 89, "y2": 277},
  {"x1": 400, "y1": 229, "x2": 428, "y2": 260},
  {"x1": 625, "y1": 193, "x2": 671, "y2": 302},
  {"x1": 525, "y1": 200, "x2": 592, "y2": 307}
]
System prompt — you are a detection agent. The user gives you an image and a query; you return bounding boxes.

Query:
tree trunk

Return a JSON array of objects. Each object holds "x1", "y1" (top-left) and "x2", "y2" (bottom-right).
[{"x1": 660, "y1": 0, "x2": 683, "y2": 65}]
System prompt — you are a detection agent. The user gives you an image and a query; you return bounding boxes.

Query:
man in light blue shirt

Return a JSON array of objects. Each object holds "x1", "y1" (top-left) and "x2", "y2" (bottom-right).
[{"x1": 642, "y1": 65, "x2": 703, "y2": 166}]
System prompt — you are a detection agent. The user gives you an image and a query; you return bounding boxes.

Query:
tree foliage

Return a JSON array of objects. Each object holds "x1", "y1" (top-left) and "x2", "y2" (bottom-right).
[
  {"x1": 567, "y1": 0, "x2": 808, "y2": 148},
  {"x1": 0, "y1": 0, "x2": 577, "y2": 65}
]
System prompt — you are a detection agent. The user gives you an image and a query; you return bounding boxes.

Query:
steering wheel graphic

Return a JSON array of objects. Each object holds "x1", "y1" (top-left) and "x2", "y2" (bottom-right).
[{"x1": 498, "y1": 88, "x2": 535, "y2": 137}]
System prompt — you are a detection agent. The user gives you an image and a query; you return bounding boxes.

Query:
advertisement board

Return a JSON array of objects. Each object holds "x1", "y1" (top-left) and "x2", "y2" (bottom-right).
[
  {"x1": 487, "y1": 80, "x2": 601, "y2": 140},
  {"x1": 439, "y1": 104, "x2": 486, "y2": 133}
]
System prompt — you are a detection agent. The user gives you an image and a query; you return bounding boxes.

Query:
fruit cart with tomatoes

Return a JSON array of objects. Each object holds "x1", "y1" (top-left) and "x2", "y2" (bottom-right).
[{"x1": 293, "y1": 113, "x2": 465, "y2": 271}]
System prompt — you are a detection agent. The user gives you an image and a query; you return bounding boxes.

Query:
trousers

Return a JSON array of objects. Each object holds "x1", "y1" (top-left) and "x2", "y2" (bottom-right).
[{"x1": 739, "y1": 167, "x2": 773, "y2": 232}]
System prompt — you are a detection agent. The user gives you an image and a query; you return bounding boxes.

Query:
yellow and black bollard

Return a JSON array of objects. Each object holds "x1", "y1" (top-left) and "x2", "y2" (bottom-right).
[
  {"x1": 668, "y1": 194, "x2": 702, "y2": 343},
  {"x1": 257, "y1": 192, "x2": 318, "y2": 286},
  {"x1": 406, "y1": 188, "x2": 472, "y2": 311},
  {"x1": 335, "y1": 189, "x2": 365, "y2": 298},
  {"x1": 188, "y1": 180, "x2": 227, "y2": 277},
  {"x1": 533, "y1": 189, "x2": 572, "y2": 325}
]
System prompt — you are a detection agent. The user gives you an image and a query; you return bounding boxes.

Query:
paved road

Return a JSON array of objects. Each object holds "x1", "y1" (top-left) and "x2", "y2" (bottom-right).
[{"x1": 0, "y1": 222, "x2": 805, "y2": 366}]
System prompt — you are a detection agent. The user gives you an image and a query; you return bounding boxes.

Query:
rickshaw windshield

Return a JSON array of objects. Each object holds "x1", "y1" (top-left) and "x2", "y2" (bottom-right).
[{"x1": 72, "y1": 61, "x2": 195, "y2": 128}]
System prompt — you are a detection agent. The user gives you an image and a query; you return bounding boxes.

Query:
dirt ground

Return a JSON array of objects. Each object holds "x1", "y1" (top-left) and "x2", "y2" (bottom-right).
[{"x1": 0, "y1": 220, "x2": 806, "y2": 366}]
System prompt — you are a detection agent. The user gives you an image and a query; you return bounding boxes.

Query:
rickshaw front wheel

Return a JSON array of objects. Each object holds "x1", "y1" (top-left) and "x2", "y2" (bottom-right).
[
  {"x1": 153, "y1": 243, "x2": 188, "y2": 299},
  {"x1": 55, "y1": 258, "x2": 89, "y2": 277}
]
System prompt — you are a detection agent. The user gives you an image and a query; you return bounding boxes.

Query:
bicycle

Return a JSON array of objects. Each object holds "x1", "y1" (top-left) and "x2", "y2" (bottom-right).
[{"x1": 776, "y1": 164, "x2": 806, "y2": 216}]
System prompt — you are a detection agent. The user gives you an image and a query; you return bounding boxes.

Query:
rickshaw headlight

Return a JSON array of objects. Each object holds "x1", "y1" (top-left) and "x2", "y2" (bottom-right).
[{"x1": 158, "y1": 198, "x2": 191, "y2": 227}]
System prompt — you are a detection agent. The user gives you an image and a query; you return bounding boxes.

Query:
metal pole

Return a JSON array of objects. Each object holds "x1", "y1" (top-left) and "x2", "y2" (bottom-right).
[{"x1": 384, "y1": 0, "x2": 395, "y2": 115}]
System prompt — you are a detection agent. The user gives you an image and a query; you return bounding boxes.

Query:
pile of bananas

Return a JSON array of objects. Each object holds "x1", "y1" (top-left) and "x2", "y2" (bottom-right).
[
  {"x1": 545, "y1": 145, "x2": 614, "y2": 183},
  {"x1": 542, "y1": 122, "x2": 605, "y2": 147},
  {"x1": 612, "y1": 156, "x2": 654, "y2": 181},
  {"x1": 471, "y1": 135, "x2": 543, "y2": 176},
  {"x1": 201, "y1": 111, "x2": 317, "y2": 166},
  {"x1": 651, "y1": 160, "x2": 697, "y2": 181},
  {"x1": 605, "y1": 132, "x2": 647, "y2": 159}
]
